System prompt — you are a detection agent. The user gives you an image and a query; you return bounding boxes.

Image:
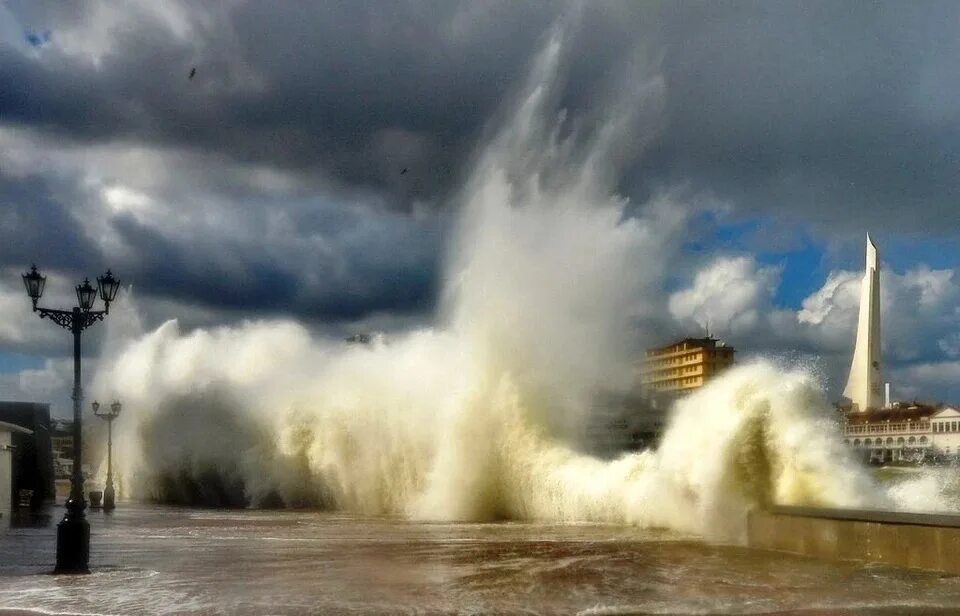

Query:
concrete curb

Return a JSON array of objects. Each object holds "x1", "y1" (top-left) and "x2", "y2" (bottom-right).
[{"x1": 748, "y1": 506, "x2": 960, "y2": 573}]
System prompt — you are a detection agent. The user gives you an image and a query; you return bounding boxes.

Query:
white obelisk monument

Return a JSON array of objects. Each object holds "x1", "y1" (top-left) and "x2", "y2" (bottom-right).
[{"x1": 843, "y1": 234, "x2": 883, "y2": 411}]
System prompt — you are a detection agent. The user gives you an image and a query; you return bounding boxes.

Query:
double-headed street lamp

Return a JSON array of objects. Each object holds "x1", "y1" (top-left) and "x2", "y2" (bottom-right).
[
  {"x1": 22, "y1": 265, "x2": 121, "y2": 574},
  {"x1": 92, "y1": 400, "x2": 122, "y2": 511}
]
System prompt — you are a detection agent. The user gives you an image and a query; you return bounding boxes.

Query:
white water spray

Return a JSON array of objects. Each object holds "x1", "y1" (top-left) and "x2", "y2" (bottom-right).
[{"x1": 89, "y1": 25, "x2": 950, "y2": 542}]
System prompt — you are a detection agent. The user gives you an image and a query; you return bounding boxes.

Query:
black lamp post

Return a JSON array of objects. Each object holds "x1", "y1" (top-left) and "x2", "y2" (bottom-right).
[
  {"x1": 22, "y1": 265, "x2": 121, "y2": 574},
  {"x1": 92, "y1": 400, "x2": 122, "y2": 511}
]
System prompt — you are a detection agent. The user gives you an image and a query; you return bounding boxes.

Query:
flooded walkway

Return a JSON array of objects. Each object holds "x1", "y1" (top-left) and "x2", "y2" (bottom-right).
[{"x1": 2, "y1": 505, "x2": 960, "y2": 615}]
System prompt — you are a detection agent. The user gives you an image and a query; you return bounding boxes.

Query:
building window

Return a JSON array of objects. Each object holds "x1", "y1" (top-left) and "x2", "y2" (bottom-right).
[
  {"x1": 853, "y1": 439, "x2": 860, "y2": 446},
  {"x1": 908, "y1": 437, "x2": 916, "y2": 444},
  {"x1": 887, "y1": 437, "x2": 894, "y2": 445},
  {"x1": 920, "y1": 436, "x2": 928, "y2": 443}
]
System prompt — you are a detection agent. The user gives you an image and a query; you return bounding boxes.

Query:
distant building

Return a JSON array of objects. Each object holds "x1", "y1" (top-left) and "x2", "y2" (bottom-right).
[
  {"x1": 1, "y1": 421, "x2": 33, "y2": 529},
  {"x1": 583, "y1": 390, "x2": 667, "y2": 457},
  {"x1": 640, "y1": 337, "x2": 735, "y2": 396},
  {"x1": 841, "y1": 403, "x2": 960, "y2": 464},
  {"x1": 587, "y1": 336, "x2": 735, "y2": 456},
  {"x1": 0, "y1": 402, "x2": 55, "y2": 510},
  {"x1": 50, "y1": 419, "x2": 74, "y2": 479}
]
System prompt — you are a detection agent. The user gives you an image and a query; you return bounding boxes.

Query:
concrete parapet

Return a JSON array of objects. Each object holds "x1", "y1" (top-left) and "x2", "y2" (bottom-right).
[{"x1": 748, "y1": 505, "x2": 960, "y2": 573}]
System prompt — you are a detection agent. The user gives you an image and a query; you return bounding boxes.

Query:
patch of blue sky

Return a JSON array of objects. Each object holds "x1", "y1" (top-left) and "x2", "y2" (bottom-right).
[
  {"x1": 24, "y1": 29, "x2": 50, "y2": 48},
  {"x1": 0, "y1": 350, "x2": 43, "y2": 374},
  {"x1": 681, "y1": 210, "x2": 756, "y2": 254},
  {"x1": 881, "y1": 235, "x2": 960, "y2": 273},
  {"x1": 758, "y1": 241, "x2": 824, "y2": 309},
  {"x1": 682, "y1": 211, "x2": 828, "y2": 309}
]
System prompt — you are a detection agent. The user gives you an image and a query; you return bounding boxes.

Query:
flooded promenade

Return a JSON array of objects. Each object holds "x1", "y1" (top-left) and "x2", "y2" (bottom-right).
[{"x1": 3, "y1": 505, "x2": 960, "y2": 615}]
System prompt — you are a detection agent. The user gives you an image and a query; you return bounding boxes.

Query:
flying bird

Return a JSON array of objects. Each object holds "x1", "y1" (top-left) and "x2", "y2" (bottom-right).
[
  {"x1": 400, "y1": 168, "x2": 408, "y2": 175},
  {"x1": 188, "y1": 67, "x2": 196, "y2": 79}
]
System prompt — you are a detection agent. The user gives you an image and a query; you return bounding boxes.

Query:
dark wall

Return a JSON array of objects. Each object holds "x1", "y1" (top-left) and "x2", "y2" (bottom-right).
[{"x1": 0, "y1": 402, "x2": 54, "y2": 508}]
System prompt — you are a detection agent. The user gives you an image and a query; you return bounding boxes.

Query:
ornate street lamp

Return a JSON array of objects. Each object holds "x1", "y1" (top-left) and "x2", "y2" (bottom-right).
[
  {"x1": 92, "y1": 400, "x2": 122, "y2": 511},
  {"x1": 21, "y1": 264, "x2": 120, "y2": 574}
]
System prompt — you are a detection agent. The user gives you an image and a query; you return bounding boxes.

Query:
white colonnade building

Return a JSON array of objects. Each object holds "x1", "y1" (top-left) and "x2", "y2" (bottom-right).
[{"x1": 843, "y1": 404, "x2": 960, "y2": 464}]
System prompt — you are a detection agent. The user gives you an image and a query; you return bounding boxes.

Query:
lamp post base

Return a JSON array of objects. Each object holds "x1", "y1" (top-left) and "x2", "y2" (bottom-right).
[
  {"x1": 53, "y1": 498, "x2": 90, "y2": 574},
  {"x1": 103, "y1": 484, "x2": 115, "y2": 511}
]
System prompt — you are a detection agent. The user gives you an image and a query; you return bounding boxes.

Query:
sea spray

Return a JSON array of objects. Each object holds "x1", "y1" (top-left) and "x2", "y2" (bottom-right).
[
  {"x1": 91, "y1": 318, "x2": 902, "y2": 542},
  {"x1": 87, "y1": 20, "x2": 947, "y2": 542}
]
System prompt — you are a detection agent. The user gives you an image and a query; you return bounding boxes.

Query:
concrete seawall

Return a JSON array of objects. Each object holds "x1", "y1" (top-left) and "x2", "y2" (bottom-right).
[{"x1": 748, "y1": 506, "x2": 960, "y2": 573}]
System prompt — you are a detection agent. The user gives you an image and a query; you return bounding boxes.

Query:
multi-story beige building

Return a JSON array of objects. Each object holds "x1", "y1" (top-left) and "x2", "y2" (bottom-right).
[{"x1": 640, "y1": 337, "x2": 735, "y2": 395}]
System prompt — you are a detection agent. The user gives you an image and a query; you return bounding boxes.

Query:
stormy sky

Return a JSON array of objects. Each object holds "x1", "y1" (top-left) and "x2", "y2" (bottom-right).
[{"x1": 2, "y1": 1, "x2": 960, "y2": 416}]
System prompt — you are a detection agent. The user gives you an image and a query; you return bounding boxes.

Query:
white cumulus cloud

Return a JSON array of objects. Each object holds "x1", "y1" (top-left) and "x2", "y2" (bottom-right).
[{"x1": 668, "y1": 256, "x2": 780, "y2": 335}]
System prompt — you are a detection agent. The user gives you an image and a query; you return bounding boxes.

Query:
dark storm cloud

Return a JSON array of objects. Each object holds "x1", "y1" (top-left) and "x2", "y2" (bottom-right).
[
  {"x1": 0, "y1": 175, "x2": 96, "y2": 271},
  {"x1": 108, "y1": 204, "x2": 440, "y2": 321},
  {"x1": 632, "y1": 1, "x2": 960, "y2": 233},
  {"x1": 3, "y1": 0, "x2": 960, "y2": 329},
  {"x1": 7, "y1": 2, "x2": 959, "y2": 224},
  {"x1": 2, "y1": 1, "x2": 551, "y2": 325},
  {"x1": 109, "y1": 215, "x2": 298, "y2": 312},
  {"x1": 0, "y1": 2, "x2": 559, "y2": 208}
]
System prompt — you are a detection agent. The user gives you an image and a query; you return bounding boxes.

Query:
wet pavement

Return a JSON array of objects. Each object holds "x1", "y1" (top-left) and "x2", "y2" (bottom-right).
[{"x1": 2, "y1": 505, "x2": 960, "y2": 615}]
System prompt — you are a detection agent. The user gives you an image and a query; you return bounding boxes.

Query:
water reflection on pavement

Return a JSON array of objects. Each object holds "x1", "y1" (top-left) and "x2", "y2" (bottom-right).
[{"x1": 2, "y1": 505, "x2": 960, "y2": 615}]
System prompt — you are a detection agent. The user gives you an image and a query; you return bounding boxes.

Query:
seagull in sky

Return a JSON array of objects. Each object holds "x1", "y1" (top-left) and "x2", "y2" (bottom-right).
[{"x1": 188, "y1": 67, "x2": 196, "y2": 80}]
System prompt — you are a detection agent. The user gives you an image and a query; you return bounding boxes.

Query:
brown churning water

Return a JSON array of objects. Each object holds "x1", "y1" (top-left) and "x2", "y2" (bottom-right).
[{"x1": 5, "y1": 506, "x2": 960, "y2": 615}]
